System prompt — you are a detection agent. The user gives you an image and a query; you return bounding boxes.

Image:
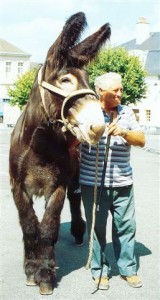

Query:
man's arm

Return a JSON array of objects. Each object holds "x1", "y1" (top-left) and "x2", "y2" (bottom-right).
[
  {"x1": 120, "y1": 129, "x2": 145, "y2": 147},
  {"x1": 108, "y1": 121, "x2": 145, "y2": 147}
]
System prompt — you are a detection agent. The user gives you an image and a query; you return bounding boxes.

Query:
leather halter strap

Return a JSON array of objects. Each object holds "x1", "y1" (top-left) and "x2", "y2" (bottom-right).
[{"x1": 38, "y1": 67, "x2": 68, "y2": 98}]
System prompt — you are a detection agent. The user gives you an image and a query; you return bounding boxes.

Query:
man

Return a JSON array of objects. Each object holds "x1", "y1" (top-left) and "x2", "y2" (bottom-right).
[{"x1": 79, "y1": 72, "x2": 145, "y2": 290}]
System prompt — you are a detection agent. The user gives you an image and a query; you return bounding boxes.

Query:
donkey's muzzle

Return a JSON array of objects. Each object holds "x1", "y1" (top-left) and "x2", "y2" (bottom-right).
[{"x1": 90, "y1": 123, "x2": 105, "y2": 141}]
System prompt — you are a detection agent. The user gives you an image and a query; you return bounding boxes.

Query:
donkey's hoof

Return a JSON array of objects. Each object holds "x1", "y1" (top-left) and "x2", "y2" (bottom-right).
[
  {"x1": 26, "y1": 276, "x2": 37, "y2": 286},
  {"x1": 39, "y1": 282, "x2": 53, "y2": 295}
]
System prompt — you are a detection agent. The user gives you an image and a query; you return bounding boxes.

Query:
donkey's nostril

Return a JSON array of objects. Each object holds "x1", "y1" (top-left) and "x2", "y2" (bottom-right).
[{"x1": 90, "y1": 124, "x2": 105, "y2": 138}]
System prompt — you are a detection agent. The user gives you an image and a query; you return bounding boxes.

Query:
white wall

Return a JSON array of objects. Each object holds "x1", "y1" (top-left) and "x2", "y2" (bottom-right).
[
  {"x1": 0, "y1": 54, "x2": 30, "y2": 100},
  {"x1": 0, "y1": 55, "x2": 30, "y2": 83},
  {"x1": 130, "y1": 77, "x2": 160, "y2": 127}
]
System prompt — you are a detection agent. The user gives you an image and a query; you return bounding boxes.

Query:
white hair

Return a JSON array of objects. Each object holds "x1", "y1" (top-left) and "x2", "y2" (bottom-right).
[{"x1": 94, "y1": 72, "x2": 122, "y2": 95}]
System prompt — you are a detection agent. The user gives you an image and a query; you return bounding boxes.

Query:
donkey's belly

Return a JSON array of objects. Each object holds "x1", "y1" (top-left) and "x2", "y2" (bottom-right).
[{"x1": 24, "y1": 167, "x2": 57, "y2": 198}]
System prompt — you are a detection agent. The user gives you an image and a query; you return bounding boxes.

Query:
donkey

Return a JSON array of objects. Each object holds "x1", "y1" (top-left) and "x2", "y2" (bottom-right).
[{"x1": 9, "y1": 12, "x2": 111, "y2": 295}]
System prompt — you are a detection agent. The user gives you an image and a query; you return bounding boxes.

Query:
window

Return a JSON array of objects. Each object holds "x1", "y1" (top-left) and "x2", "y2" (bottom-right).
[
  {"x1": 6, "y1": 61, "x2": 11, "y2": 76},
  {"x1": 18, "y1": 62, "x2": 23, "y2": 74},
  {"x1": 145, "y1": 109, "x2": 151, "y2": 121},
  {"x1": 3, "y1": 98, "x2": 10, "y2": 103}
]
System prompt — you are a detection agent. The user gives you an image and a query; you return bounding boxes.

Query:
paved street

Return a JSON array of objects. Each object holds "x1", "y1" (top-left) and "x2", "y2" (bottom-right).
[{"x1": 0, "y1": 126, "x2": 159, "y2": 300}]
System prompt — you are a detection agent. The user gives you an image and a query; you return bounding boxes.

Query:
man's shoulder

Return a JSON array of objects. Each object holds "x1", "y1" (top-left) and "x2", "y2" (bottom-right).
[{"x1": 118, "y1": 105, "x2": 133, "y2": 115}]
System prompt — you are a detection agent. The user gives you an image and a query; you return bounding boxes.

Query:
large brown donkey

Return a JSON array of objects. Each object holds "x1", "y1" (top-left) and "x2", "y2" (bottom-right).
[{"x1": 9, "y1": 12, "x2": 111, "y2": 295}]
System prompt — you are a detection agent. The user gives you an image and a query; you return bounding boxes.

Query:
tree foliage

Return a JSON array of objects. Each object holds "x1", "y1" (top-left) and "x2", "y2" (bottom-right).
[
  {"x1": 87, "y1": 47, "x2": 147, "y2": 105},
  {"x1": 8, "y1": 68, "x2": 39, "y2": 109}
]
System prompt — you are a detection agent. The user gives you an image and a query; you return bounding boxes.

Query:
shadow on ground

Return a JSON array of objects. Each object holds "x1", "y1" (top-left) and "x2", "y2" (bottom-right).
[{"x1": 55, "y1": 222, "x2": 152, "y2": 282}]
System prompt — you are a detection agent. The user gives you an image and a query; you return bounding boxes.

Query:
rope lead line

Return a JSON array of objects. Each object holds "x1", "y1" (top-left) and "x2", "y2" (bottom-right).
[
  {"x1": 85, "y1": 111, "x2": 114, "y2": 270},
  {"x1": 97, "y1": 111, "x2": 114, "y2": 211},
  {"x1": 85, "y1": 143, "x2": 99, "y2": 270}
]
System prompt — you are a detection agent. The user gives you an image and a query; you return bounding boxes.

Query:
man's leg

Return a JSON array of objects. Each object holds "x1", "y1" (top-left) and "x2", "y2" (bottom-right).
[{"x1": 111, "y1": 185, "x2": 137, "y2": 276}]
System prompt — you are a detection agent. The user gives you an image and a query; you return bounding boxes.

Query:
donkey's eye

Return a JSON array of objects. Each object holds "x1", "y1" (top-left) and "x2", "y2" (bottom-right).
[{"x1": 61, "y1": 77, "x2": 70, "y2": 83}]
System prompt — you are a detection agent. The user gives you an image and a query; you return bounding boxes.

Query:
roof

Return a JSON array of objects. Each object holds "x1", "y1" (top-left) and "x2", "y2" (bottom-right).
[
  {"x1": 0, "y1": 38, "x2": 31, "y2": 57},
  {"x1": 120, "y1": 32, "x2": 160, "y2": 51},
  {"x1": 118, "y1": 32, "x2": 160, "y2": 76},
  {"x1": 145, "y1": 50, "x2": 160, "y2": 76}
]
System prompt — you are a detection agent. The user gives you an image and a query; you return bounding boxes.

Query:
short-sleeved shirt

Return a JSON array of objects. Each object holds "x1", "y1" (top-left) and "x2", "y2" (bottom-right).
[{"x1": 79, "y1": 105, "x2": 141, "y2": 188}]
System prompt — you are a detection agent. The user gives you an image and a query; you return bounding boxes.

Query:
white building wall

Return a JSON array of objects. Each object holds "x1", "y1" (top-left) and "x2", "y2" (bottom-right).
[
  {"x1": 130, "y1": 76, "x2": 160, "y2": 127},
  {"x1": 0, "y1": 49, "x2": 30, "y2": 124},
  {"x1": 0, "y1": 55, "x2": 30, "y2": 85}
]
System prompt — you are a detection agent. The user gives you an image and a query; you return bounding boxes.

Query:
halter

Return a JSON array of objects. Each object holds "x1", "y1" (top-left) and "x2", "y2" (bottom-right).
[{"x1": 38, "y1": 66, "x2": 97, "y2": 136}]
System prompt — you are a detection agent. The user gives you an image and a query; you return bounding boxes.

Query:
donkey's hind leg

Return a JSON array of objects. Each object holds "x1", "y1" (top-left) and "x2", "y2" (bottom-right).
[
  {"x1": 12, "y1": 185, "x2": 40, "y2": 286},
  {"x1": 68, "y1": 189, "x2": 86, "y2": 246},
  {"x1": 67, "y1": 172, "x2": 86, "y2": 246}
]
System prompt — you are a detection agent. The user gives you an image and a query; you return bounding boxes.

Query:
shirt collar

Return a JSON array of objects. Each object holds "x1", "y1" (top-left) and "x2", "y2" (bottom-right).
[
  {"x1": 117, "y1": 105, "x2": 124, "y2": 115},
  {"x1": 102, "y1": 105, "x2": 124, "y2": 117}
]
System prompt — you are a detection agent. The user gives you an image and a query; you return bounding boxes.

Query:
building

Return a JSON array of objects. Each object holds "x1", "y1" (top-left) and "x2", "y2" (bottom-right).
[
  {"x1": 118, "y1": 17, "x2": 160, "y2": 128},
  {"x1": 0, "y1": 38, "x2": 31, "y2": 123}
]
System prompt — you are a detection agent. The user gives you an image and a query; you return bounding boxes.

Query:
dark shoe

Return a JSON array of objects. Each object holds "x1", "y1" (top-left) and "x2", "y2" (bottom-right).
[
  {"x1": 75, "y1": 237, "x2": 84, "y2": 246},
  {"x1": 121, "y1": 275, "x2": 142, "y2": 288},
  {"x1": 94, "y1": 277, "x2": 109, "y2": 290}
]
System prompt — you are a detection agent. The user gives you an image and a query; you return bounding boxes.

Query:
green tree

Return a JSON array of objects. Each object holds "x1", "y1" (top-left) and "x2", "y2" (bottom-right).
[
  {"x1": 87, "y1": 47, "x2": 147, "y2": 105},
  {"x1": 8, "y1": 68, "x2": 39, "y2": 109}
]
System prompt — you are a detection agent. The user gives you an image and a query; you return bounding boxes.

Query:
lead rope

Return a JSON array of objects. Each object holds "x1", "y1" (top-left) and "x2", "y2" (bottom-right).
[
  {"x1": 85, "y1": 111, "x2": 114, "y2": 270},
  {"x1": 85, "y1": 143, "x2": 99, "y2": 270}
]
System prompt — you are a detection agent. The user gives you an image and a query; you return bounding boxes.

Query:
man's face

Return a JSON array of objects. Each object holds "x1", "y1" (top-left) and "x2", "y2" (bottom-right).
[{"x1": 99, "y1": 80, "x2": 123, "y2": 109}]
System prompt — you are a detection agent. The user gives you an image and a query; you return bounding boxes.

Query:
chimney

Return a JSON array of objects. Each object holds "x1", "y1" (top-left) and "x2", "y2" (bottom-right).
[{"x1": 136, "y1": 17, "x2": 150, "y2": 45}]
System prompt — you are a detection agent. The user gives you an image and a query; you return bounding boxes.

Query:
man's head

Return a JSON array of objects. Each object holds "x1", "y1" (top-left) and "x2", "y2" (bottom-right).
[{"x1": 94, "y1": 72, "x2": 123, "y2": 110}]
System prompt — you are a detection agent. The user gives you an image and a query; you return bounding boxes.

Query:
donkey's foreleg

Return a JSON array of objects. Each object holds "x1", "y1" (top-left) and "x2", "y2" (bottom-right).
[
  {"x1": 35, "y1": 185, "x2": 66, "y2": 295},
  {"x1": 12, "y1": 187, "x2": 40, "y2": 286},
  {"x1": 67, "y1": 189, "x2": 86, "y2": 246}
]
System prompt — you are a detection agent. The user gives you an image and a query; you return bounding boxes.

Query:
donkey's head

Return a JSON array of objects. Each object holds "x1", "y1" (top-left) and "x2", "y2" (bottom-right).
[{"x1": 39, "y1": 12, "x2": 111, "y2": 144}]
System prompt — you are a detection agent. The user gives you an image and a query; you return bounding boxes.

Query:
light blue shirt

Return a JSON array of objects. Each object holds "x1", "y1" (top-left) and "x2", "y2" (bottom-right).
[{"x1": 80, "y1": 105, "x2": 141, "y2": 187}]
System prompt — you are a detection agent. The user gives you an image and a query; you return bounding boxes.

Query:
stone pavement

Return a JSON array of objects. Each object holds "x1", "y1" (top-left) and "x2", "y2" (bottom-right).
[{"x1": 0, "y1": 127, "x2": 159, "y2": 300}]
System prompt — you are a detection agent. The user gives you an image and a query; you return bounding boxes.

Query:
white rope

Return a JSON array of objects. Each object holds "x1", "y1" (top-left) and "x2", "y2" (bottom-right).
[{"x1": 85, "y1": 143, "x2": 99, "y2": 270}]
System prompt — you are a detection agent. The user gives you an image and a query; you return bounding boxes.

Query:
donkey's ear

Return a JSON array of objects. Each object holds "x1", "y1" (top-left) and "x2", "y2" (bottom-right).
[
  {"x1": 46, "y1": 12, "x2": 87, "y2": 63},
  {"x1": 69, "y1": 23, "x2": 111, "y2": 67}
]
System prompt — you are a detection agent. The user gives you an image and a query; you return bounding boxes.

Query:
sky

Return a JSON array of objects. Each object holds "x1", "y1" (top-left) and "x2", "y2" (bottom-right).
[{"x1": 0, "y1": 0, "x2": 160, "y2": 63}]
